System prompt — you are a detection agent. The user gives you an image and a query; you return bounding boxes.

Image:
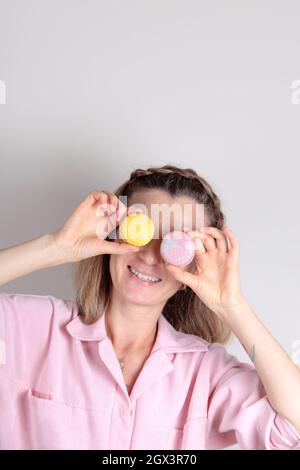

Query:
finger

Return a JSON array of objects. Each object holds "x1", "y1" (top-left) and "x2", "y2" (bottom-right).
[
  {"x1": 188, "y1": 230, "x2": 216, "y2": 253},
  {"x1": 187, "y1": 231, "x2": 206, "y2": 254},
  {"x1": 92, "y1": 192, "x2": 110, "y2": 217},
  {"x1": 88, "y1": 189, "x2": 103, "y2": 201},
  {"x1": 200, "y1": 226, "x2": 229, "y2": 252},
  {"x1": 195, "y1": 230, "x2": 217, "y2": 252},
  {"x1": 96, "y1": 202, "x2": 115, "y2": 218},
  {"x1": 166, "y1": 264, "x2": 198, "y2": 289},
  {"x1": 101, "y1": 240, "x2": 140, "y2": 255},
  {"x1": 174, "y1": 231, "x2": 206, "y2": 272},
  {"x1": 99, "y1": 191, "x2": 121, "y2": 216},
  {"x1": 93, "y1": 191, "x2": 121, "y2": 214},
  {"x1": 191, "y1": 237, "x2": 207, "y2": 272},
  {"x1": 96, "y1": 193, "x2": 127, "y2": 228},
  {"x1": 89, "y1": 190, "x2": 110, "y2": 206},
  {"x1": 95, "y1": 215, "x2": 119, "y2": 240},
  {"x1": 106, "y1": 192, "x2": 127, "y2": 220},
  {"x1": 223, "y1": 226, "x2": 239, "y2": 259},
  {"x1": 223, "y1": 226, "x2": 238, "y2": 247}
]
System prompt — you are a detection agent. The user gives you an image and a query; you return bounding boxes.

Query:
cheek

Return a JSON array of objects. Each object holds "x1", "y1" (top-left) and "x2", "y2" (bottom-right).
[
  {"x1": 109, "y1": 257, "x2": 116, "y2": 283},
  {"x1": 109, "y1": 254, "x2": 123, "y2": 282},
  {"x1": 166, "y1": 273, "x2": 181, "y2": 290}
]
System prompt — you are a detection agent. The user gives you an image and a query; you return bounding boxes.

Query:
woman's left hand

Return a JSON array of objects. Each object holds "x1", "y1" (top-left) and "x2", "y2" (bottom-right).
[{"x1": 166, "y1": 226, "x2": 246, "y2": 318}]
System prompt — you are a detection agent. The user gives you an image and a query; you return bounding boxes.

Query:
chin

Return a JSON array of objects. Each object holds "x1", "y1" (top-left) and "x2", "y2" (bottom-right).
[{"x1": 115, "y1": 285, "x2": 160, "y2": 305}]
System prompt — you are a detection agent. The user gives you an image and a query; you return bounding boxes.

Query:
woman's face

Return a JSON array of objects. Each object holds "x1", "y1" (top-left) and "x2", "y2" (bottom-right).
[{"x1": 109, "y1": 189, "x2": 206, "y2": 307}]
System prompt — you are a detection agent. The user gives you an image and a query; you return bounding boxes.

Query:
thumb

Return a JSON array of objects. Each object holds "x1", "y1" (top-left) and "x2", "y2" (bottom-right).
[
  {"x1": 100, "y1": 240, "x2": 140, "y2": 256},
  {"x1": 165, "y1": 264, "x2": 195, "y2": 287}
]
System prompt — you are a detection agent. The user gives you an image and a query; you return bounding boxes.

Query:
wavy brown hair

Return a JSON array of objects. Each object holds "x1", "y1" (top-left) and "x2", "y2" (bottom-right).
[{"x1": 72, "y1": 165, "x2": 232, "y2": 344}]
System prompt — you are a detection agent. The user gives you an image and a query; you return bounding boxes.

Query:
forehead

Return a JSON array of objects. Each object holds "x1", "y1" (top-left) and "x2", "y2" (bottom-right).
[
  {"x1": 127, "y1": 189, "x2": 206, "y2": 237},
  {"x1": 128, "y1": 188, "x2": 191, "y2": 206}
]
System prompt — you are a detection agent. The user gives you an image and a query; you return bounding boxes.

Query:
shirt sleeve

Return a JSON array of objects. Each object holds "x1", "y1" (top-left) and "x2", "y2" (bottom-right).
[
  {"x1": 205, "y1": 343, "x2": 300, "y2": 450},
  {"x1": 0, "y1": 291, "x2": 73, "y2": 386}
]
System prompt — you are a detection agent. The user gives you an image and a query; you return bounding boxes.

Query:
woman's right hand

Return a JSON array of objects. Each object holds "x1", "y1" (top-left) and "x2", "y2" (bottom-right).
[{"x1": 51, "y1": 190, "x2": 140, "y2": 262}]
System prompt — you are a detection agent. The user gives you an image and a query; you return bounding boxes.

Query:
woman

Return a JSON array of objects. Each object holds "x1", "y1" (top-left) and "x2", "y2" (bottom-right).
[{"x1": 0, "y1": 165, "x2": 299, "y2": 450}]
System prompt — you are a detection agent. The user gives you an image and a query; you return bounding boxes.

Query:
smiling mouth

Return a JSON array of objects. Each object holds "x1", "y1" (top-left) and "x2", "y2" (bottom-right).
[{"x1": 127, "y1": 265, "x2": 162, "y2": 283}]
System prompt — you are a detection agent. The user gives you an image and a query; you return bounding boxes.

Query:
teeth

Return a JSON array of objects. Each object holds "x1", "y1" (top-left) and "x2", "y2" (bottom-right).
[{"x1": 129, "y1": 266, "x2": 161, "y2": 283}]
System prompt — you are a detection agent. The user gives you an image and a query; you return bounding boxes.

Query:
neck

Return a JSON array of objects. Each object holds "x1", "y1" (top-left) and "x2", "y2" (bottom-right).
[{"x1": 105, "y1": 292, "x2": 162, "y2": 355}]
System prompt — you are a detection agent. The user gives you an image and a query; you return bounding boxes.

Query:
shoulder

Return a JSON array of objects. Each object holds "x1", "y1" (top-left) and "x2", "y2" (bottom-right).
[
  {"x1": 0, "y1": 291, "x2": 77, "y2": 334},
  {"x1": 168, "y1": 324, "x2": 256, "y2": 381},
  {"x1": 0, "y1": 292, "x2": 79, "y2": 383}
]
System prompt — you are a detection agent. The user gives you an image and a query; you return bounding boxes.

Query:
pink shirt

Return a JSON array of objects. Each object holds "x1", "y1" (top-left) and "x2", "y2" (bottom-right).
[{"x1": 0, "y1": 292, "x2": 299, "y2": 450}]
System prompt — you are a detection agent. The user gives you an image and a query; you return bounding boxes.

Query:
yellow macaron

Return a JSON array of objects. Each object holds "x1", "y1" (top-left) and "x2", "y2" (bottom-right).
[{"x1": 119, "y1": 213, "x2": 155, "y2": 247}]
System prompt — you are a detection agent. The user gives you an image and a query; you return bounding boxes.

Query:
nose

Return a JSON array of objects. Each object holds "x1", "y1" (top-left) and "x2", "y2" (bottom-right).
[{"x1": 136, "y1": 238, "x2": 162, "y2": 265}]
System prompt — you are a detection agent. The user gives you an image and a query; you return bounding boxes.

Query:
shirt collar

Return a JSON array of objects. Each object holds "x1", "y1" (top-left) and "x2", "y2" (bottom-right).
[{"x1": 66, "y1": 306, "x2": 209, "y2": 354}]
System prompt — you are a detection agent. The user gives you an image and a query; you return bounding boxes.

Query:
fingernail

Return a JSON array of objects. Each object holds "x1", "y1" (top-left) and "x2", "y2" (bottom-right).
[{"x1": 97, "y1": 208, "x2": 105, "y2": 217}]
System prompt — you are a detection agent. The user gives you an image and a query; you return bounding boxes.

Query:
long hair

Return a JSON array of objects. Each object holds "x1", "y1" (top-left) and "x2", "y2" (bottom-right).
[{"x1": 72, "y1": 165, "x2": 232, "y2": 344}]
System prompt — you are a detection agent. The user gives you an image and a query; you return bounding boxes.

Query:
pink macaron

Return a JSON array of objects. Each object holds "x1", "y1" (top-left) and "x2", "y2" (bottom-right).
[{"x1": 160, "y1": 231, "x2": 195, "y2": 267}]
